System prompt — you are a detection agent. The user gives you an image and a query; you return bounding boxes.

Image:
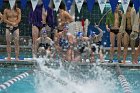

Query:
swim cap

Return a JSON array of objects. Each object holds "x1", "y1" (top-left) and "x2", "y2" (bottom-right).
[
  {"x1": 76, "y1": 32, "x2": 83, "y2": 37},
  {"x1": 41, "y1": 28, "x2": 47, "y2": 35},
  {"x1": 63, "y1": 24, "x2": 69, "y2": 30},
  {"x1": 89, "y1": 31, "x2": 95, "y2": 37}
]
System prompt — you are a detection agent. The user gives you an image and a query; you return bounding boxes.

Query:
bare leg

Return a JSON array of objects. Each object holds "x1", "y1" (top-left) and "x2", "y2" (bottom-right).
[
  {"x1": 130, "y1": 38, "x2": 136, "y2": 64},
  {"x1": 6, "y1": 29, "x2": 12, "y2": 61},
  {"x1": 14, "y1": 29, "x2": 19, "y2": 61},
  {"x1": 67, "y1": 49, "x2": 73, "y2": 61},
  {"x1": 90, "y1": 52, "x2": 95, "y2": 63},
  {"x1": 99, "y1": 49, "x2": 104, "y2": 62},
  {"x1": 109, "y1": 32, "x2": 115, "y2": 61},
  {"x1": 73, "y1": 55, "x2": 81, "y2": 62},
  {"x1": 73, "y1": 51, "x2": 80, "y2": 62},
  {"x1": 117, "y1": 32, "x2": 122, "y2": 62},
  {"x1": 32, "y1": 26, "x2": 39, "y2": 57},
  {"x1": 122, "y1": 33, "x2": 129, "y2": 64},
  {"x1": 134, "y1": 44, "x2": 140, "y2": 64}
]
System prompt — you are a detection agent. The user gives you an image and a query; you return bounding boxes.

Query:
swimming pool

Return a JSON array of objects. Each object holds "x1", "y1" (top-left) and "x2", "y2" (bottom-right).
[
  {"x1": 0, "y1": 64, "x2": 140, "y2": 93},
  {"x1": 123, "y1": 69, "x2": 140, "y2": 93}
]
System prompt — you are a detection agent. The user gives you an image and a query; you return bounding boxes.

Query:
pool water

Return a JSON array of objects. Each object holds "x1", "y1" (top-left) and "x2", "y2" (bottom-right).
[
  {"x1": 0, "y1": 64, "x2": 140, "y2": 93},
  {"x1": 123, "y1": 69, "x2": 140, "y2": 93},
  {"x1": 0, "y1": 67, "x2": 35, "y2": 93},
  {"x1": 0, "y1": 67, "x2": 31, "y2": 83}
]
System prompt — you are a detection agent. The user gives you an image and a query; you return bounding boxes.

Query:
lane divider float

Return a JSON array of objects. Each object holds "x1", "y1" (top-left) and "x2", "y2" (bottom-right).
[{"x1": 0, "y1": 70, "x2": 33, "y2": 91}]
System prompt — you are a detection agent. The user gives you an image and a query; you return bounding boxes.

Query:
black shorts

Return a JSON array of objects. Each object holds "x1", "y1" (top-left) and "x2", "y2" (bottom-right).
[
  {"x1": 6, "y1": 26, "x2": 19, "y2": 34},
  {"x1": 125, "y1": 29, "x2": 132, "y2": 35},
  {"x1": 110, "y1": 29, "x2": 119, "y2": 35}
]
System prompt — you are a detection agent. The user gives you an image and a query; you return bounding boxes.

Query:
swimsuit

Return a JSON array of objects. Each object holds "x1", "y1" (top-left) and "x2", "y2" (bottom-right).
[
  {"x1": 38, "y1": 38, "x2": 50, "y2": 50},
  {"x1": 29, "y1": 4, "x2": 44, "y2": 29},
  {"x1": 39, "y1": 43, "x2": 50, "y2": 50},
  {"x1": 110, "y1": 29, "x2": 119, "y2": 35},
  {"x1": 125, "y1": 18, "x2": 132, "y2": 35},
  {"x1": 90, "y1": 41, "x2": 101, "y2": 52},
  {"x1": 59, "y1": 36, "x2": 70, "y2": 51},
  {"x1": 77, "y1": 41, "x2": 87, "y2": 53},
  {"x1": 6, "y1": 26, "x2": 19, "y2": 34},
  {"x1": 125, "y1": 29, "x2": 132, "y2": 35}
]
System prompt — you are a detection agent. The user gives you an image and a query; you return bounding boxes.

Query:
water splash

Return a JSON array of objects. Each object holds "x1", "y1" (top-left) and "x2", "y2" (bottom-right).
[{"x1": 34, "y1": 58, "x2": 120, "y2": 93}]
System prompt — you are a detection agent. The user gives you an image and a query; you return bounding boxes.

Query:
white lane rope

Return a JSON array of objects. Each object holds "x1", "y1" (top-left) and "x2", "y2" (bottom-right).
[
  {"x1": 0, "y1": 70, "x2": 33, "y2": 91},
  {"x1": 116, "y1": 65, "x2": 132, "y2": 93}
]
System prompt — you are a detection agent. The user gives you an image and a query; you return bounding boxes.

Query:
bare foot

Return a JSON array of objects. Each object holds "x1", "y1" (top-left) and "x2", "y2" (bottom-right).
[
  {"x1": 15, "y1": 58, "x2": 19, "y2": 61},
  {"x1": 6, "y1": 57, "x2": 11, "y2": 61},
  {"x1": 132, "y1": 61, "x2": 138, "y2": 64},
  {"x1": 121, "y1": 62, "x2": 126, "y2": 64}
]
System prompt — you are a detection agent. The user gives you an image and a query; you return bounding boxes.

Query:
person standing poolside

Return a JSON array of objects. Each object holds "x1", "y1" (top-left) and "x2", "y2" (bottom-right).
[
  {"x1": 3, "y1": 3, "x2": 21, "y2": 61},
  {"x1": 57, "y1": 2, "x2": 73, "y2": 33},
  {"x1": 29, "y1": 0, "x2": 48, "y2": 58},
  {"x1": 106, "y1": 4, "x2": 122, "y2": 63},
  {"x1": 120, "y1": 1, "x2": 139, "y2": 64},
  {"x1": 133, "y1": 18, "x2": 140, "y2": 64}
]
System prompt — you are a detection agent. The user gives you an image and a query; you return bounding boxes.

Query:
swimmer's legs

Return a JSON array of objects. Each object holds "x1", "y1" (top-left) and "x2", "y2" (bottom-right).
[{"x1": 6, "y1": 29, "x2": 12, "y2": 61}]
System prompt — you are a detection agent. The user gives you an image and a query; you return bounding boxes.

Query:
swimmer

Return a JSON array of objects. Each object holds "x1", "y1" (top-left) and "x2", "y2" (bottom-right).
[
  {"x1": 36, "y1": 28, "x2": 54, "y2": 58},
  {"x1": 73, "y1": 31, "x2": 89, "y2": 62},
  {"x1": 89, "y1": 24, "x2": 103, "y2": 63},
  {"x1": 106, "y1": 3, "x2": 122, "y2": 63},
  {"x1": 120, "y1": 1, "x2": 139, "y2": 64},
  {"x1": 29, "y1": 0, "x2": 48, "y2": 57},
  {"x1": 55, "y1": 24, "x2": 74, "y2": 61},
  {"x1": 3, "y1": 3, "x2": 21, "y2": 61},
  {"x1": 57, "y1": 1, "x2": 73, "y2": 33}
]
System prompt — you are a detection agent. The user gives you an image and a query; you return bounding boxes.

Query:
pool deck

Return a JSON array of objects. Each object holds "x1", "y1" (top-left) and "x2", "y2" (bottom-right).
[{"x1": 0, "y1": 60, "x2": 140, "y2": 69}]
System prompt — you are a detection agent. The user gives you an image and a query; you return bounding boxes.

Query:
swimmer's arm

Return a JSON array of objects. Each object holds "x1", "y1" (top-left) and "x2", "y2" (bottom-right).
[
  {"x1": 54, "y1": 33, "x2": 60, "y2": 46},
  {"x1": 47, "y1": 37, "x2": 54, "y2": 46},
  {"x1": 0, "y1": 13, "x2": 3, "y2": 23},
  {"x1": 119, "y1": 10, "x2": 123, "y2": 17},
  {"x1": 54, "y1": 34, "x2": 61, "y2": 52},
  {"x1": 64, "y1": 11, "x2": 73, "y2": 23},
  {"x1": 3, "y1": 9, "x2": 13, "y2": 25},
  {"x1": 35, "y1": 39, "x2": 40, "y2": 55},
  {"x1": 83, "y1": 36, "x2": 89, "y2": 41},
  {"x1": 68, "y1": 35, "x2": 74, "y2": 45},
  {"x1": 131, "y1": 10, "x2": 139, "y2": 32},
  {"x1": 95, "y1": 25, "x2": 103, "y2": 33},
  {"x1": 119, "y1": 14, "x2": 125, "y2": 32},
  {"x1": 93, "y1": 26, "x2": 103, "y2": 42},
  {"x1": 15, "y1": 8, "x2": 21, "y2": 25}
]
